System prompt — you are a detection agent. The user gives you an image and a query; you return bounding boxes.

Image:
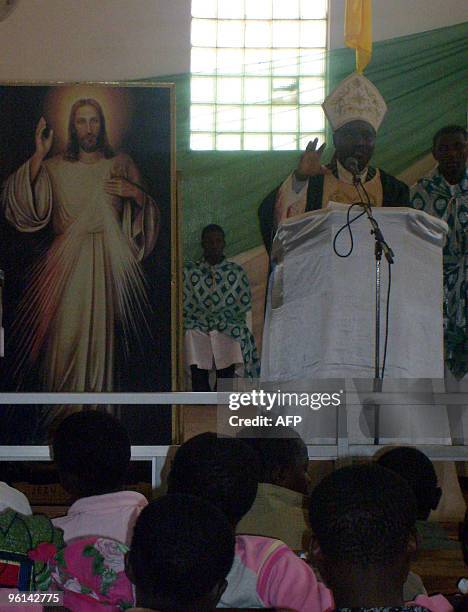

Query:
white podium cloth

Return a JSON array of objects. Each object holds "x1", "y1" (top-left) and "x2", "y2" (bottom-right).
[{"x1": 261, "y1": 204, "x2": 450, "y2": 443}]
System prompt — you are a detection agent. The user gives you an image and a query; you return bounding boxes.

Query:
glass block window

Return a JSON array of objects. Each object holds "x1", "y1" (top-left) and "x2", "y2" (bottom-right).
[{"x1": 190, "y1": 0, "x2": 328, "y2": 150}]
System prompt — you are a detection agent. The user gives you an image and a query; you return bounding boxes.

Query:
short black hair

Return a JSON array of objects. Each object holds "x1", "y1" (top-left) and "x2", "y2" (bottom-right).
[
  {"x1": 201, "y1": 224, "x2": 225, "y2": 240},
  {"x1": 167, "y1": 432, "x2": 260, "y2": 525},
  {"x1": 377, "y1": 446, "x2": 440, "y2": 519},
  {"x1": 52, "y1": 411, "x2": 131, "y2": 496},
  {"x1": 432, "y1": 125, "x2": 467, "y2": 149},
  {"x1": 129, "y1": 494, "x2": 235, "y2": 607},
  {"x1": 309, "y1": 464, "x2": 417, "y2": 569},
  {"x1": 237, "y1": 426, "x2": 307, "y2": 482}
]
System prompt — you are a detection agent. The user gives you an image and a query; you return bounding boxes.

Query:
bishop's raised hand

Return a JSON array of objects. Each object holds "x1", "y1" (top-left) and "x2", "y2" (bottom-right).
[{"x1": 295, "y1": 137, "x2": 331, "y2": 180}]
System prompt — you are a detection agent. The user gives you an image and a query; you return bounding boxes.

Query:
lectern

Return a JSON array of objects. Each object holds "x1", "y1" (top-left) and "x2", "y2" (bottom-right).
[{"x1": 261, "y1": 204, "x2": 450, "y2": 443}]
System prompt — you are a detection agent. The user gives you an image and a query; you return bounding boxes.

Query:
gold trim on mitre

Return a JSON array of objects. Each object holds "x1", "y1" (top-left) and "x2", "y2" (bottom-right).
[{"x1": 322, "y1": 73, "x2": 387, "y2": 133}]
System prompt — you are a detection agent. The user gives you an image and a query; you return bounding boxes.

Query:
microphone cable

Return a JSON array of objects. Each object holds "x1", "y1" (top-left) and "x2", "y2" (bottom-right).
[
  {"x1": 332, "y1": 203, "x2": 367, "y2": 258},
  {"x1": 333, "y1": 171, "x2": 371, "y2": 258},
  {"x1": 354, "y1": 177, "x2": 392, "y2": 381},
  {"x1": 332, "y1": 164, "x2": 371, "y2": 258},
  {"x1": 381, "y1": 258, "x2": 391, "y2": 380},
  {"x1": 331, "y1": 176, "x2": 393, "y2": 380}
]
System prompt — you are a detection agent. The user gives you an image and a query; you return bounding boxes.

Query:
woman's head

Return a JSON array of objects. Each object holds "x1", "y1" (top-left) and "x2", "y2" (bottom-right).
[
  {"x1": 309, "y1": 463, "x2": 418, "y2": 607},
  {"x1": 52, "y1": 411, "x2": 131, "y2": 498},
  {"x1": 128, "y1": 494, "x2": 235, "y2": 611},
  {"x1": 167, "y1": 432, "x2": 260, "y2": 526}
]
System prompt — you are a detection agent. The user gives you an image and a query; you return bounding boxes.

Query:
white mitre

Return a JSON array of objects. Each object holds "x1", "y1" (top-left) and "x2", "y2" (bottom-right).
[{"x1": 322, "y1": 73, "x2": 387, "y2": 132}]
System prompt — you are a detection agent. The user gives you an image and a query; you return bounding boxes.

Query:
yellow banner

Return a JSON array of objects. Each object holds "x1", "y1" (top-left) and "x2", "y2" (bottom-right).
[{"x1": 344, "y1": 0, "x2": 372, "y2": 73}]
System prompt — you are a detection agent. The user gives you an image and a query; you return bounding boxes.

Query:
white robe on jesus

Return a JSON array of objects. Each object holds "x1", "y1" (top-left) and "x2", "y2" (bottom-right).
[{"x1": 2, "y1": 152, "x2": 159, "y2": 392}]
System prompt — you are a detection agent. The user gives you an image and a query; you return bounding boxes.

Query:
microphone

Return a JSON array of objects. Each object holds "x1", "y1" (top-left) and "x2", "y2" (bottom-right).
[
  {"x1": 345, "y1": 157, "x2": 372, "y2": 208},
  {"x1": 344, "y1": 157, "x2": 360, "y2": 180}
]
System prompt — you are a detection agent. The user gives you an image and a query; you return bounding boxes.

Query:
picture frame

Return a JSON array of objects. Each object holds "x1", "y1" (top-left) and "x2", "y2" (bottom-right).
[{"x1": 0, "y1": 81, "x2": 179, "y2": 445}]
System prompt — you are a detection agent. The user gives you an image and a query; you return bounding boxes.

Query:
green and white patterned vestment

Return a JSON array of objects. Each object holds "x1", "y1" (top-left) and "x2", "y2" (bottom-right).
[
  {"x1": 411, "y1": 167, "x2": 468, "y2": 379},
  {"x1": 183, "y1": 258, "x2": 260, "y2": 378}
]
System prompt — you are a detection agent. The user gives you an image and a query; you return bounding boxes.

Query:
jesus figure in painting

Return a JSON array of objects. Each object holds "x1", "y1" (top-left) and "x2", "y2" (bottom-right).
[{"x1": 1, "y1": 98, "x2": 160, "y2": 392}]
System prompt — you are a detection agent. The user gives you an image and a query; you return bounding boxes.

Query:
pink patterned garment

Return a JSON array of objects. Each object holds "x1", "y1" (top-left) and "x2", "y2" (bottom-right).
[{"x1": 48, "y1": 536, "x2": 134, "y2": 611}]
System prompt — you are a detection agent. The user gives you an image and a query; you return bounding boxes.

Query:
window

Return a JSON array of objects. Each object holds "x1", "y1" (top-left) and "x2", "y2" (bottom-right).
[{"x1": 190, "y1": 0, "x2": 328, "y2": 151}]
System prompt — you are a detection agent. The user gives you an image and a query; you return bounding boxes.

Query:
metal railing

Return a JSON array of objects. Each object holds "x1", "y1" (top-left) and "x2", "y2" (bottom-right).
[{"x1": 1, "y1": 391, "x2": 467, "y2": 487}]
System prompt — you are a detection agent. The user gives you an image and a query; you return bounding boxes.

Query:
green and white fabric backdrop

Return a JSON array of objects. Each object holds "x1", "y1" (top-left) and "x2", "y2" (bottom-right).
[{"x1": 145, "y1": 22, "x2": 467, "y2": 262}]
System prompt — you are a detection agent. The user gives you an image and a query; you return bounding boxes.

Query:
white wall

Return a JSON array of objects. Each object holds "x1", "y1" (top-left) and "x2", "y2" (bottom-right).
[
  {"x1": 0, "y1": 0, "x2": 191, "y2": 81},
  {"x1": 329, "y1": 0, "x2": 468, "y2": 49},
  {"x1": 0, "y1": 0, "x2": 466, "y2": 81}
]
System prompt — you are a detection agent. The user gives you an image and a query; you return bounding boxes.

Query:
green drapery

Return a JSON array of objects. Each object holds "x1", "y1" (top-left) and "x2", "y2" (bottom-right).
[{"x1": 150, "y1": 22, "x2": 468, "y2": 261}]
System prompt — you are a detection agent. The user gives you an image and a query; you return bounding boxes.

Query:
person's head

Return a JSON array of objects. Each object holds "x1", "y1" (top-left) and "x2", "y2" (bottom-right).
[
  {"x1": 167, "y1": 432, "x2": 260, "y2": 526},
  {"x1": 65, "y1": 98, "x2": 114, "y2": 161},
  {"x1": 376, "y1": 446, "x2": 441, "y2": 520},
  {"x1": 51, "y1": 411, "x2": 131, "y2": 499},
  {"x1": 201, "y1": 224, "x2": 225, "y2": 265},
  {"x1": 333, "y1": 120, "x2": 376, "y2": 172},
  {"x1": 238, "y1": 426, "x2": 310, "y2": 495},
  {"x1": 127, "y1": 494, "x2": 235, "y2": 611},
  {"x1": 432, "y1": 125, "x2": 467, "y2": 185},
  {"x1": 309, "y1": 463, "x2": 417, "y2": 608}
]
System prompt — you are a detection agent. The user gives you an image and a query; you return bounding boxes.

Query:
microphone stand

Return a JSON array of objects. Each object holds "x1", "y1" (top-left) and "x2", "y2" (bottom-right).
[{"x1": 354, "y1": 177, "x2": 394, "y2": 444}]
